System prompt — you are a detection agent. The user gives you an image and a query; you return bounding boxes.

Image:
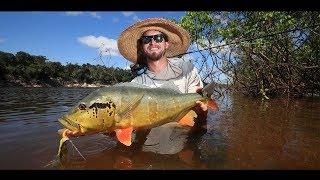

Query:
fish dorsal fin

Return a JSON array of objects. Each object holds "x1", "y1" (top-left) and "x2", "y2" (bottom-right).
[
  {"x1": 114, "y1": 81, "x2": 181, "y2": 94},
  {"x1": 115, "y1": 127, "x2": 133, "y2": 146},
  {"x1": 115, "y1": 94, "x2": 145, "y2": 121},
  {"x1": 158, "y1": 81, "x2": 181, "y2": 94},
  {"x1": 113, "y1": 82, "x2": 151, "y2": 89},
  {"x1": 202, "y1": 82, "x2": 217, "y2": 98},
  {"x1": 177, "y1": 110, "x2": 197, "y2": 127}
]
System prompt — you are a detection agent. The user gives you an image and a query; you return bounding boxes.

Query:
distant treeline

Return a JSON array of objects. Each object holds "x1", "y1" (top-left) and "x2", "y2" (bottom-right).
[{"x1": 0, "y1": 51, "x2": 133, "y2": 87}]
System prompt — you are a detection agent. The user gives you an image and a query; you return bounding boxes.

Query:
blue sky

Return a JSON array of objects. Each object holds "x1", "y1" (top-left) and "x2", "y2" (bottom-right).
[{"x1": 0, "y1": 11, "x2": 187, "y2": 69}]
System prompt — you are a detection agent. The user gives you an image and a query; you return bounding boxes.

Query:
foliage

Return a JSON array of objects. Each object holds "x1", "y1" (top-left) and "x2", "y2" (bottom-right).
[
  {"x1": 179, "y1": 11, "x2": 320, "y2": 98},
  {"x1": 0, "y1": 51, "x2": 133, "y2": 87}
]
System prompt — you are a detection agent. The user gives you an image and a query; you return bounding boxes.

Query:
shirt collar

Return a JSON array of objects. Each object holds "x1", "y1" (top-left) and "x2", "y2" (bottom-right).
[{"x1": 145, "y1": 59, "x2": 183, "y2": 80}]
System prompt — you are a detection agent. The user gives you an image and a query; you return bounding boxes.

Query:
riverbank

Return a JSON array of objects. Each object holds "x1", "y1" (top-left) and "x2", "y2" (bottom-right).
[{"x1": 0, "y1": 77, "x2": 109, "y2": 88}]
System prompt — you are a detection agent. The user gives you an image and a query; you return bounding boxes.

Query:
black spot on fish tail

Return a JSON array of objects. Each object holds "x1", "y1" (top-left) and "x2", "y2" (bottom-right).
[
  {"x1": 109, "y1": 111, "x2": 113, "y2": 116},
  {"x1": 106, "y1": 103, "x2": 111, "y2": 109},
  {"x1": 112, "y1": 103, "x2": 116, "y2": 108}
]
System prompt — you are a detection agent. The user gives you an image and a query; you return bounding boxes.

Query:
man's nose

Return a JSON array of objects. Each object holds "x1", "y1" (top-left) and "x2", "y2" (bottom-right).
[{"x1": 149, "y1": 38, "x2": 157, "y2": 45}]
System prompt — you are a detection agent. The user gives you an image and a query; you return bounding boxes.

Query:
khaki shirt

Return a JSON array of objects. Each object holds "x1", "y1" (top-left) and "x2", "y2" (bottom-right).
[
  {"x1": 131, "y1": 57, "x2": 203, "y2": 93},
  {"x1": 131, "y1": 57, "x2": 204, "y2": 155}
]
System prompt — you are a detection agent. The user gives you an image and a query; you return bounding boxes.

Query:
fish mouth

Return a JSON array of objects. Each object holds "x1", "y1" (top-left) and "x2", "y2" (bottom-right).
[{"x1": 58, "y1": 116, "x2": 80, "y2": 132}]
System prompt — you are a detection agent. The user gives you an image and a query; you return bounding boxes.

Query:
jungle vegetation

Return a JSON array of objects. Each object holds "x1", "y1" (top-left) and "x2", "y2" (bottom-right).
[
  {"x1": 1, "y1": 11, "x2": 319, "y2": 99},
  {"x1": 177, "y1": 11, "x2": 320, "y2": 98},
  {"x1": 0, "y1": 51, "x2": 132, "y2": 87}
]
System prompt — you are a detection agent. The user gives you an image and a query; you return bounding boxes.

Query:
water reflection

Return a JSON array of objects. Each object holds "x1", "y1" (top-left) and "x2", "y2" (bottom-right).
[
  {"x1": 54, "y1": 115, "x2": 215, "y2": 169},
  {"x1": 0, "y1": 87, "x2": 319, "y2": 169},
  {"x1": 219, "y1": 95, "x2": 320, "y2": 169}
]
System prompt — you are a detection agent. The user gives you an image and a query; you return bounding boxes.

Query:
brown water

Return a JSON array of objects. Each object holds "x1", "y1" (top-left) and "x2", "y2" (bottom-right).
[{"x1": 0, "y1": 87, "x2": 319, "y2": 170}]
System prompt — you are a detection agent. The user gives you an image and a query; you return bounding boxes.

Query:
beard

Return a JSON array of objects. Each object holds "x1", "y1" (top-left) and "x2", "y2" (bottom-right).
[{"x1": 144, "y1": 49, "x2": 165, "y2": 61}]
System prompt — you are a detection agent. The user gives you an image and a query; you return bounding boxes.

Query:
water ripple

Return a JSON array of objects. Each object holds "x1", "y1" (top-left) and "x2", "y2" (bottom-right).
[{"x1": 1, "y1": 87, "x2": 320, "y2": 169}]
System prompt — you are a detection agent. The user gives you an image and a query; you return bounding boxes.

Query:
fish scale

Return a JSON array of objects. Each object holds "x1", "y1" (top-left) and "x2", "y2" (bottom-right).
[{"x1": 56, "y1": 82, "x2": 218, "y2": 157}]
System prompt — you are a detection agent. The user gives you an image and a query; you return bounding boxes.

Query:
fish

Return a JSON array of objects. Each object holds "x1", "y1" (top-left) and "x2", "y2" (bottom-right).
[{"x1": 56, "y1": 82, "x2": 218, "y2": 159}]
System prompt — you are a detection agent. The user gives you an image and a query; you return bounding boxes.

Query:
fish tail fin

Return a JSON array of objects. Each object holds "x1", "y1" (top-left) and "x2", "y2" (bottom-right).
[
  {"x1": 200, "y1": 82, "x2": 219, "y2": 111},
  {"x1": 206, "y1": 99, "x2": 219, "y2": 111},
  {"x1": 178, "y1": 110, "x2": 197, "y2": 127},
  {"x1": 201, "y1": 82, "x2": 216, "y2": 98}
]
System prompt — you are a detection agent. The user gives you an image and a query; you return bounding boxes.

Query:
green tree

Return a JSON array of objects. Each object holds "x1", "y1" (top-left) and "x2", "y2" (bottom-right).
[
  {"x1": 179, "y1": 11, "x2": 320, "y2": 98},
  {"x1": 0, "y1": 51, "x2": 16, "y2": 80}
]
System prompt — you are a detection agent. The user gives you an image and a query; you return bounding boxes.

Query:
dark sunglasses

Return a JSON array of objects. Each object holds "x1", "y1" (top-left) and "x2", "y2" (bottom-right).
[{"x1": 140, "y1": 34, "x2": 167, "y2": 44}]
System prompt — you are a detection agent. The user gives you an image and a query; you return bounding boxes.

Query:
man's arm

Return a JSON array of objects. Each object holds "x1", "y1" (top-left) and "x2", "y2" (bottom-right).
[
  {"x1": 186, "y1": 64, "x2": 204, "y2": 93},
  {"x1": 185, "y1": 64, "x2": 208, "y2": 117}
]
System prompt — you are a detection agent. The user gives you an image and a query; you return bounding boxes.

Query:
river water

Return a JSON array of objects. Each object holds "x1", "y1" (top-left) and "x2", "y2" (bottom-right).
[{"x1": 0, "y1": 87, "x2": 319, "y2": 169}]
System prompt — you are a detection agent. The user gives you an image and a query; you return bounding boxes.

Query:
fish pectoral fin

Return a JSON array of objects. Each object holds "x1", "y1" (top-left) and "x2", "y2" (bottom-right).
[
  {"x1": 57, "y1": 136, "x2": 69, "y2": 158},
  {"x1": 207, "y1": 99, "x2": 219, "y2": 111},
  {"x1": 117, "y1": 94, "x2": 144, "y2": 119},
  {"x1": 178, "y1": 110, "x2": 197, "y2": 127},
  {"x1": 57, "y1": 128, "x2": 70, "y2": 158},
  {"x1": 115, "y1": 127, "x2": 133, "y2": 146}
]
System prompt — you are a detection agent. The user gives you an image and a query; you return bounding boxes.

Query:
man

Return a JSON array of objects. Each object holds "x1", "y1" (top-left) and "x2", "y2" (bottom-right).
[
  {"x1": 117, "y1": 18, "x2": 210, "y2": 155},
  {"x1": 118, "y1": 18, "x2": 207, "y2": 111}
]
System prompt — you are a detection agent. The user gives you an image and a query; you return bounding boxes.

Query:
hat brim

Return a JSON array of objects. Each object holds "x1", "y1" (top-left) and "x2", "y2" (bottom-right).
[{"x1": 117, "y1": 18, "x2": 191, "y2": 63}]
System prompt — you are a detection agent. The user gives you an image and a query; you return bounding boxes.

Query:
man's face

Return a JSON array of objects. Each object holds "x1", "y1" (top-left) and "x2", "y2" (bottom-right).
[{"x1": 141, "y1": 30, "x2": 169, "y2": 61}]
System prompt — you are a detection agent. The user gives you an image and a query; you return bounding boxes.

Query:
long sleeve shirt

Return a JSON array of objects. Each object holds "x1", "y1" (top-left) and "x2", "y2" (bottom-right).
[
  {"x1": 130, "y1": 57, "x2": 204, "y2": 155},
  {"x1": 131, "y1": 57, "x2": 203, "y2": 93}
]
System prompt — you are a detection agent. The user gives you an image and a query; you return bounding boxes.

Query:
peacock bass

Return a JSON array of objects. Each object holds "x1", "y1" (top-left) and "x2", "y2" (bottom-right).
[{"x1": 56, "y1": 82, "x2": 218, "y2": 158}]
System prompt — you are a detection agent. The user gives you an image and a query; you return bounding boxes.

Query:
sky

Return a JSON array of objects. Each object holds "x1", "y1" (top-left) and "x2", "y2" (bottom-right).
[{"x1": 0, "y1": 11, "x2": 187, "y2": 69}]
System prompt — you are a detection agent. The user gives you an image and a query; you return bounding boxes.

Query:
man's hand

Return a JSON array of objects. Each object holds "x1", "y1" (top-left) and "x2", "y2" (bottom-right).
[
  {"x1": 196, "y1": 100, "x2": 208, "y2": 112},
  {"x1": 195, "y1": 86, "x2": 208, "y2": 112}
]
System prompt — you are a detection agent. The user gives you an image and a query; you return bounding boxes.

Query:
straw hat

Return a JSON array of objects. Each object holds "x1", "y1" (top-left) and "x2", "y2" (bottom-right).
[{"x1": 117, "y1": 18, "x2": 191, "y2": 63}]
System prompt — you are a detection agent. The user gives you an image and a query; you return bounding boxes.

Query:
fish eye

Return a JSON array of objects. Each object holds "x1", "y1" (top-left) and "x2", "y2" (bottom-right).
[{"x1": 78, "y1": 103, "x2": 87, "y2": 110}]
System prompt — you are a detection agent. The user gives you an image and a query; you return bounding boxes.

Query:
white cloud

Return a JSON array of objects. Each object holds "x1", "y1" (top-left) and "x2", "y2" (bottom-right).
[
  {"x1": 65, "y1": 11, "x2": 84, "y2": 16},
  {"x1": 0, "y1": 38, "x2": 5, "y2": 43},
  {"x1": 122, "y1": 12, "x2": 135, "y2": 17},
  {"x1": 132, "y1": 15, "x2": 140, "y2": 22},
  {"x1": 65, "y1": 12, "x2": 102, "y2": 19},
  {"x1": 123, "y1": 64, "x2": 132, "y2": 70},
  {"x1": 77, "y1": 35, "x2": 120, "y2": 57},
  {"x1": 89, "y1": 12, "x2": 101, "y2": 19},
  {"x1": 121, "y1": 12, "x2": 140, "y2": 22}
]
